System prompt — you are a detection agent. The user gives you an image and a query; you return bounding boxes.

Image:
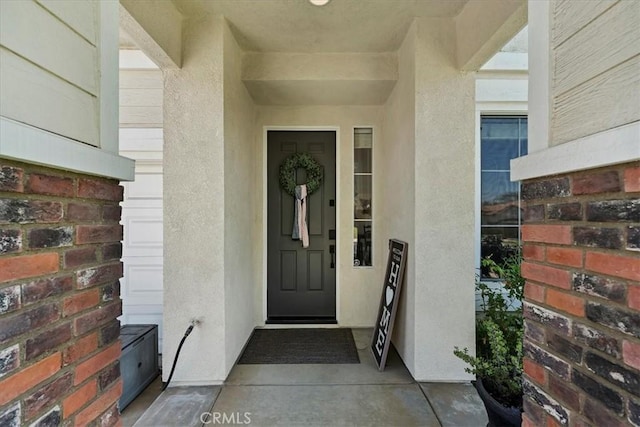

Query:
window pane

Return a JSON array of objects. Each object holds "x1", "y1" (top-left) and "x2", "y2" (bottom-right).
[
  {"x1": 481, "y1": 227, "x2": 520, "y2": 275},
  {"x1": 520, "y1": 138, "x2": 528, "y2": 157},
  {"x1": 354, "y1": 127, "x2": 373, "y2": 267},
  {"x1": 481, "y1": 118, "x2": 520, "y2": 138},
  {"x1": 481, "y1": 172, "x2": 519, "y2": 206},
  {"x1": 479, "y1": 116, "x2": 527, "y2": 278},
  {"x1": 481, "y1": 201, "x2": 521, "y2": 225},
  {"x1": 353, "y1": 222, "x2": 372, "y2": 266},
  {"x1": 519, "y1": 118, "x2": 528, "y2": 138},
  {"x1": 354, "y1": 128, "x2": 372, "y2": 148},
  {"x1": 354, "y1": 148, "x2": 372, "y2": 173},
  {"x1": 481, "y1": 138, "x2": 519, "y2": 170},
  {"x1": 354, "y1": 175, "x2": 372, "y2": 219}
]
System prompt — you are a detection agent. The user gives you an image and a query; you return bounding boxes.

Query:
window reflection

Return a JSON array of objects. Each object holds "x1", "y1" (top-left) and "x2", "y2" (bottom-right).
[{"x1": 480, "y1": 117, "x2": 527, "y2": 277}]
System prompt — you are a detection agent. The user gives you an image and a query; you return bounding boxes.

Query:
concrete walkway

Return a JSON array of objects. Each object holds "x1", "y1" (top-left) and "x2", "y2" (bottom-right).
[{"x1": 125, "y1": 329, "x2": 488, "y2": 427}]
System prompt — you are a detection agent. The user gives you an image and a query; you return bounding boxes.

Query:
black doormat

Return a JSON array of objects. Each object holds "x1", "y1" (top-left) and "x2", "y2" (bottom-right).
[{"x1": 238, "y1": 328, "x2": 360, "y2": 364}]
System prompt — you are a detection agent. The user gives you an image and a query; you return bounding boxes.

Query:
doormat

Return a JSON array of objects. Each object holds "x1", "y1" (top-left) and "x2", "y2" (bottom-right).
[{"x1": 238, "y1": 328, "x2": 360, "y2": 364}]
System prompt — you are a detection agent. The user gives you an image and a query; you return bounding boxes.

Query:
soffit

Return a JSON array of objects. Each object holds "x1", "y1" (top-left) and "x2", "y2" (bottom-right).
[
  {"x1": 119, "y1": 28, "x2": 138, "y2": 49},
  {"x1": 172, "y1": 0, "x2": 468, "y2": 52}
]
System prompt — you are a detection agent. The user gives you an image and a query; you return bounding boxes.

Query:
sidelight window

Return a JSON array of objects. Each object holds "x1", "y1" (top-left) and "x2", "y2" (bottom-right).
[
  {"x1": 354, "y1": 127, "x2": 373, "y2": 267},
  {"x1": 480, "y1": 116, "x2": 528, "y2": 277}
]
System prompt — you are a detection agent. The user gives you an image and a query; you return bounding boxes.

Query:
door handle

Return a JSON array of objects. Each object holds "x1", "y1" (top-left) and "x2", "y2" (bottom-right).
[{"x1": 329, "y1": 245, "x2": 335, "y2": 269}]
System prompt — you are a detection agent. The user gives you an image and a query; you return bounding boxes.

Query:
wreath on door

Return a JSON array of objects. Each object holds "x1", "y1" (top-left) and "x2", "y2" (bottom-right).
[{"x1": 279, "y1": 153, "x2": 323, "y2": 197}]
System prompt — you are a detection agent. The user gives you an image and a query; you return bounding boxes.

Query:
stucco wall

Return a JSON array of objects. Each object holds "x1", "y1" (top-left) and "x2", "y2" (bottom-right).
[
  {"x1": 380, "y1": 22, "x2": 417, "y2": 375},
  {"x1": 413, "y1": 18, "x2": 475, "y2": 381},
  {"x1": 163, "y1": 13, "x2": 479, "y2": 385},
  {"x1": 163, "y1": 16, "x2": 226, "y2": 384},
  {"x1": 378, "y1": 18, "x2": 476, "y2": 381},
  {"x1": 254, "y1": 106, "x2": 385, "y2": 327},
  {"x1": 223, "y1": 21, "x2": 259, "y2": 375}
]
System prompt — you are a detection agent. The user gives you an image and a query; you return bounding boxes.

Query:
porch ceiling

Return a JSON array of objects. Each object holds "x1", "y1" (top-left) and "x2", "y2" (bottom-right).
[{"x1": 171, "y1": 0, "x2": 469, "y2": 53}]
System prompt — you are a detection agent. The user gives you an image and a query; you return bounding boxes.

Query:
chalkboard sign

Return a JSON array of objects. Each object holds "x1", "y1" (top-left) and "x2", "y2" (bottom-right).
[{"x1": 371, "y1": 239, "x2": 408, "y2": 370}]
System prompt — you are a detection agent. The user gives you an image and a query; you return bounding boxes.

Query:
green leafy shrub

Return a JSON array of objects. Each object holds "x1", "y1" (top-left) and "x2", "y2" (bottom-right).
[{"x1": 454, "y1": 254, "x2": 524, "y2": 409}]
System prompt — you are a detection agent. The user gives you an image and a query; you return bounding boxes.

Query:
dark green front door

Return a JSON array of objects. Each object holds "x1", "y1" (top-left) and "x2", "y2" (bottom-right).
[{"x1": 267, "y1": 131, "x2": 336, "y2": 322}]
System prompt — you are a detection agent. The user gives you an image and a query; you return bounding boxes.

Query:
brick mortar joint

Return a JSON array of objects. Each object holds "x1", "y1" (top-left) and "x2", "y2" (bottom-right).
[
  {"x1": 525, "y1": 295, "x2": 639, "y2": 344},
  {"x1": 9, "y1": 365, "x2": 76, "y2": 421},
  {"x1": 0, "y1": 327, "x2": 122, "y2": 409},
  {"x1": 0, "y1": 283, "x2": 121, "y2": 352},
  {"x1": 573, "y1": 362, "x2": 639, "y2": 404},
  {"x1": 528, "y1": 321, "x2": 639, "y2": 373},
  {"x1": 524, "y1": 361, "x2": 637, "y2": 420}
]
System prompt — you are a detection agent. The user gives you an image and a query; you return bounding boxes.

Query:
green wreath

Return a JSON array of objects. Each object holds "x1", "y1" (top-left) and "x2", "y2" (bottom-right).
[{"x1": 279, "y1": 153, "x2": 323, "y2": 197}]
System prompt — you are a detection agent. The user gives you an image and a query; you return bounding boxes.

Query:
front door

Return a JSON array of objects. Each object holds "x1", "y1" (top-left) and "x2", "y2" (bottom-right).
[{"x1": 267, "y1": 130, "x2": 336, "y2": 322}]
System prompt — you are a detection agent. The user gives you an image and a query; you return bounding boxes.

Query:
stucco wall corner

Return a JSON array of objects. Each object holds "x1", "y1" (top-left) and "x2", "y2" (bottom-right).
[
  {"x1": 163, "y1": 15, "x2": 226, "y2": 384},
  {"x1": 412, "y1": 18, "x2": 476, "y2": 381},
  {"x1": 222, "y1": 19, "x2": 260, "y2": 376}
]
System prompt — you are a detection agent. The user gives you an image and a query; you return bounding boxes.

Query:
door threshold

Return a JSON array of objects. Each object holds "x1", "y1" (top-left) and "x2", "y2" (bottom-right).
[{"x1": 266, "y1": 317, "x2": 337, "y2": 325}]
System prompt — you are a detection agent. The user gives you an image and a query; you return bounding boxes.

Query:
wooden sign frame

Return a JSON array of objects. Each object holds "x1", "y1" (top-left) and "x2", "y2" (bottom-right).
[{"x1": 370, "y1": 239, "x2": 408, "y2": 370}]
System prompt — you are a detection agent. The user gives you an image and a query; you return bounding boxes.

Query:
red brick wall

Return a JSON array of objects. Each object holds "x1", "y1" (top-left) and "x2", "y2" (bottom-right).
[
  {"x1": 521, "y1": 161, "x2": 640, "y2": 427},
  {"x1": 0, "y1": 160, "x2": 123, "y2": 427}
]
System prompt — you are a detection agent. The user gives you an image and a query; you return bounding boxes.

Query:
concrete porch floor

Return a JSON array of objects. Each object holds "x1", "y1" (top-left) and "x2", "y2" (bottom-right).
[{"x1": 123, "y1": 329, "x2": 488, "y2": 427}]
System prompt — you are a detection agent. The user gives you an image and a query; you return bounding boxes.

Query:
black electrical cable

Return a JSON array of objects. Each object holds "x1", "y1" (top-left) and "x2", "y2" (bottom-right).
[{"x1": 162, "y1": 322, "x2": 195, "y2": 391}]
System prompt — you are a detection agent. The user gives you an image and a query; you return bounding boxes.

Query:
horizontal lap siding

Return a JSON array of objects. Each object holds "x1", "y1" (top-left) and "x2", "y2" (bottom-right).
[
  {"x1": 0, "y1": 48, "x2": 99, "y2": 146},
  {"x1": 550, "y1": 0, "x2": 640, "y2": 145},
  {"x1": 36, "y1": 0, "x2": 97, "y2": 45},
  {"x1": 0, "y1": 0, "x2": 99, "y2": 146},
  {"x1": 552, "y1": 56, "x2": 640, "y2": 146},
  {"x1": 552, "y1": 0, "x2": 618, "y2": 47}
]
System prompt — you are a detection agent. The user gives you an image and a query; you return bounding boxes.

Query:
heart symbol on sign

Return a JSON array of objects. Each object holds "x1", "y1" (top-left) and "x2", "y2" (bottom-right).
[{"x1": 385, "y1": 286, "x2": 394, "y2": 306}]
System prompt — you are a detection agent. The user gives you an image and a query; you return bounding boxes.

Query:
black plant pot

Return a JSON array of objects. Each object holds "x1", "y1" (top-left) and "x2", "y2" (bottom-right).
[{"x1": 474, "y1": 379, "x2": 522, "y2": 427}]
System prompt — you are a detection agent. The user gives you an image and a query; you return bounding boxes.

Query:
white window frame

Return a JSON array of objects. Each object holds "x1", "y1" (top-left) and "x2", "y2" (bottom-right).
[
  {"x1": 352, "y1": 126, "x2": 374, "y2": 269},
  {"x1": 475, "y1": 104, "x2": 527, "y2": 311}
]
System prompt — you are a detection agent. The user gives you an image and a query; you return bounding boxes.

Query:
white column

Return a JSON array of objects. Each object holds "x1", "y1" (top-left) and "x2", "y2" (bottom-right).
[
  {"x1": 412, "y1": 18, "x2": 476, "y2": 381},
  {"x1": 163, "y1": 16, "x2": 227, "y2": 385}
]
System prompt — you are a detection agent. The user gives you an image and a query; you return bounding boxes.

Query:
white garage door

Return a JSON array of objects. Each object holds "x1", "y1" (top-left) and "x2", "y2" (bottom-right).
[{"x1": 119, "y1": 128, "x2": 164, "y2": 350}]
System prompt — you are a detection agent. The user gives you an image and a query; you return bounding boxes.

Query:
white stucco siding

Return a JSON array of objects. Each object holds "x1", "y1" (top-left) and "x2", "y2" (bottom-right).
[
  {"x1": 119, "y1": 0, "x2": 183, "y2": 69},
  {"x1": 550, "y1": 0, "x2": 640, "y2": 145},
  {"x1": 380, "y1": 22, "x2": 417, "y2": 375},
  {"x1": 454, "y1": 0, "x2": 527, "y2": 71},
  {"x1": 242, "y1": 52, "x2": 397, "y2": 105},
  {"x1": 163, "y1": 16, "x2": 226, "y2": 384},
  {"x1": 413, "y1": 18, "x2": 476, "y2": 382},
  {"x1": 223, "y1": 21, "x2": 259, "y2": 376}
]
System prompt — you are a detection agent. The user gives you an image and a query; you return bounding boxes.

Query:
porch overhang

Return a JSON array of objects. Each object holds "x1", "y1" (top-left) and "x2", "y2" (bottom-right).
[{"x1": 123, "y1": 0, "x2": 527, "y2": 76}]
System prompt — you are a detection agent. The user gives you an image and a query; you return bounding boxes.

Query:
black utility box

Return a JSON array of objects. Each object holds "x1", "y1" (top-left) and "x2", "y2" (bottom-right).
[{"x1": 119, "y1": 324, "x2": 159, "y2": 410}]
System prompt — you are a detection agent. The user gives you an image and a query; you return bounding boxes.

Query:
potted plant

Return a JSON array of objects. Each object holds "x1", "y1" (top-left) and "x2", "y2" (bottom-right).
[{"x1": 454, "y1": 254, "x2": 524, "y2": 427}]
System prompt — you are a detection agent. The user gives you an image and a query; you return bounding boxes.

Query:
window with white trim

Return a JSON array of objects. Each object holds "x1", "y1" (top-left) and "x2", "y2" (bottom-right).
[
  {"x1": 480, "y1": 116, "x2": 527, "y2": 277},
  {"x1": 354, "y1": 127, "x2": 372, "y2": 267}
]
